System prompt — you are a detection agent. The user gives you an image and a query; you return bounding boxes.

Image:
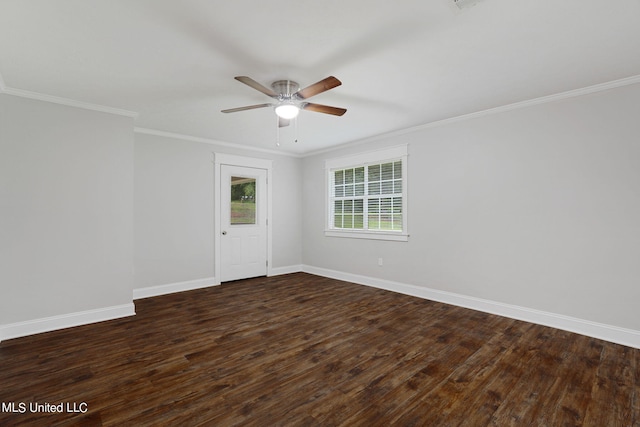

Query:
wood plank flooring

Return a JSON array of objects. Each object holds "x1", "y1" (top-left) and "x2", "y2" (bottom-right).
[{"x1": 1, "y1": 272, "x2": 638, "y2": 426}]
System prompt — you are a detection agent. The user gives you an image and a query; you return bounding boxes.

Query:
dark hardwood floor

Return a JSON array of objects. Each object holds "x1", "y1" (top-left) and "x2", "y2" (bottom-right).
[{"x1": 1, "y1": 272, "x2": 638, "y2": 426}]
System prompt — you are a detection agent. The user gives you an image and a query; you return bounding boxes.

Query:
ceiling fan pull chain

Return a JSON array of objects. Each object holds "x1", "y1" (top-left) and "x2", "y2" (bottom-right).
[
  {"x1": 276, "y1": 115, "x2": 280, "y2": 147},
  {"x1": 294, "y1": 116, "x2": 299, "y2": 143}
]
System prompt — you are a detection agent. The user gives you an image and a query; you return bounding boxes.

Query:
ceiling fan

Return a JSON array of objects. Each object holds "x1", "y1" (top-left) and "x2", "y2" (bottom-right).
[{"x1": 222, "y1": 76, "x2": 347, "y2": 127}]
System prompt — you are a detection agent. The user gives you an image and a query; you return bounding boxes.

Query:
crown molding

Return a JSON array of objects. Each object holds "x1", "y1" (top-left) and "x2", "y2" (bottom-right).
[
  {"x1": 1, "y1": 85, "x2": 138, "y2": 118},
  {"x1": 413, "y1": 74, "x2": 640, "y2": 131},
  {"x1": 3, "y1": 70, "x2": 638, "y2": 157},
  {"x1": 134, "y1": 127, "x2": 302, "y2": 158},
  {"x1": 303, "y1": 74, "x2": 640, "y2": 158}
]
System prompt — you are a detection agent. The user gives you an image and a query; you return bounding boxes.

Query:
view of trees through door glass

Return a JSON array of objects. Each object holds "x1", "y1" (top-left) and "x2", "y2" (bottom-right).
[{"x1": 230, "y1": 176, "x2": 256, "y2": 225}]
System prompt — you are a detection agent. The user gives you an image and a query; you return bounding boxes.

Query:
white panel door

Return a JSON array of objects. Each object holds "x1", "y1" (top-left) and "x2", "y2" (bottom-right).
[{"x1": 220, "y1": 165, "x2": 267, "y2": 282}]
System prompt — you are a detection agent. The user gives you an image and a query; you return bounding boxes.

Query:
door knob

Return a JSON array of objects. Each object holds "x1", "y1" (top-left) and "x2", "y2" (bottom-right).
[{"x1": 222, "y1": 231, "x2": 227, "y2": 235}]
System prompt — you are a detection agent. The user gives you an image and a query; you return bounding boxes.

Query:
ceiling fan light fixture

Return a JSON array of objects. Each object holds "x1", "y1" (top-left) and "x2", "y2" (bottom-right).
[{"x1": 275, "y1": 103, "x2": 299, "y2": 119}]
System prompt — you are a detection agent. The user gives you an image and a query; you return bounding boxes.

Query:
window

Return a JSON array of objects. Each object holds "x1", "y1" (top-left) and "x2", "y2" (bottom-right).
[
  {"x1": 326, "y1": 145, "x2": 408, "y2": 241},
  {"x1": 230, "y1": 176, "x2": 256, "y2": 225}
]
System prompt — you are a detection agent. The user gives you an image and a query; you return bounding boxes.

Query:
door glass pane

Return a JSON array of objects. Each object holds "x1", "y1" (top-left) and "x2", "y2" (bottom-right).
[{"x1": 230, "y1": 176, "x2": 256, "y2": 225}]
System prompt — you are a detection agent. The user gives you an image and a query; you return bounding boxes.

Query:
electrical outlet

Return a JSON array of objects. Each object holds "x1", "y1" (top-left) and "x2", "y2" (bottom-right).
[{"x1": 378, "y1": 258, "x2": 383, "y2": 266}]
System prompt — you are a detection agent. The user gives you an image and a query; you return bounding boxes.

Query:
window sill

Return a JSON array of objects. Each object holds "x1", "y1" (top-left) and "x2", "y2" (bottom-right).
[{"x1": 324, "y1": 230, "x2": 409, "y2": 242}]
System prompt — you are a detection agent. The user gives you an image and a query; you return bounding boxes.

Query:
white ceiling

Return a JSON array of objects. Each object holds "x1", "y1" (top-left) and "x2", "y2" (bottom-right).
[{"x1": 1, "y1": 0, "x2": 639, "y2": 155}]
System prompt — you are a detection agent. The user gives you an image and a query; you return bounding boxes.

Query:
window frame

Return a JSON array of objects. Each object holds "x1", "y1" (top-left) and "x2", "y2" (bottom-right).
[{"x1": 324, "y1": 144, "x2": 408, "y2": 241}]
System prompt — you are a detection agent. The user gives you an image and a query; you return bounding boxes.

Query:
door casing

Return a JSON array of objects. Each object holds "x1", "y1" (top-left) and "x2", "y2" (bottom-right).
[{"x1": 214, "y1": 153, "x2": 273, "y2": 284}]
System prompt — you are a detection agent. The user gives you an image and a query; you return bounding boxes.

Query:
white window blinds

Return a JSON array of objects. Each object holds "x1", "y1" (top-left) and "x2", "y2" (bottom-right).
[{"x1": 325, "y1": 145, "x2": 408, "y2": 241}]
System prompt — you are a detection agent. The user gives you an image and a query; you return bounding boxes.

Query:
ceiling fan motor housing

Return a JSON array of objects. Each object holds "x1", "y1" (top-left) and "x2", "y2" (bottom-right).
[{"x1": 271, "y1": 80, "x2": 299, "y2": 100}]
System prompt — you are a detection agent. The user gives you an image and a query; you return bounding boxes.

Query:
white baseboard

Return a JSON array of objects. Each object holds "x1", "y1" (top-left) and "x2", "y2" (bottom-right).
[
  {"x1": 0, "y1": 303, "x2": 135, "y2": 343},
  {"x1": 301, "y1": 265, "x2": 640, "y2": 349},
  {"x1": 133, "y1": 276, "x2": 218, "y2": 300},
  {"x1": 269, "y1": 265, "x2": 303, "y2": 277}
]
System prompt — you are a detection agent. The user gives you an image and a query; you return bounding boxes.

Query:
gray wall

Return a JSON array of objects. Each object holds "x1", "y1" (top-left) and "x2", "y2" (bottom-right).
[
  {"x1": 0, "y1": 94, "x2": 134, "y2": 324},
  {"x1": 2, "y1": 82, "x2": 638, "y2": 338},
  {"x1": 134, "y1": 133, "x2": 215, "y2": 287},
  {"x1": 302, "y1": 83, "x2": 640, "y2": 331},
  {"x1": 134, "y1": 132, "x2": 302, "y2": 289}
]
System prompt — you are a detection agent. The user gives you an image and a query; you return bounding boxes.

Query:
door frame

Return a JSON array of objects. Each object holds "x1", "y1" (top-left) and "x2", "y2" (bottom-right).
[{"x1": 214, "y1": 153, "x2": 273, "y2": 285}]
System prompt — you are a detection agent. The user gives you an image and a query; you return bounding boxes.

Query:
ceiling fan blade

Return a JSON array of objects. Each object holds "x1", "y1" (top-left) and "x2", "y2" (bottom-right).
[
  {"x1": 234, "y1": 76, "x2": 278, "y2": 98},
  {"x1": 278, "y1": 117, "x2": 290, "y2": 128},
  {"x1": 302, "y1": 102, "x2": 347, "y2": 116},
  {"x1": 295, "y1": 76, "x2": 342, "y2": 100},
  {"x1": 221, "y1": 103, "x2": 272, "y2": 113}
]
